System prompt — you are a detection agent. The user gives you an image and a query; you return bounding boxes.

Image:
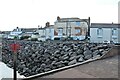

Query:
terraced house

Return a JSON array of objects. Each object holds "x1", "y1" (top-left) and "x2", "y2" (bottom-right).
[
  {"x1": 5, "y1": 17, "x2": 91, "y2": 41},
  {"x1": 7, "y1": 27, "x2": 37, "y2": 39},
  {"x1": 54, "y1": 16, "x2": 90, "y2": 40},
  {"x1": 90, "y1": 23, "x2": 120, "y2": 43},
  {"x1": 35, "y1": 23, "x2": 54, "y2": 41}
]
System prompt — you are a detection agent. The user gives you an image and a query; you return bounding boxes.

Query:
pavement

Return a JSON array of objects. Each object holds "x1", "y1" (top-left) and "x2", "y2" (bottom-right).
[{"x1": 0, "y1": 61, "x2": 24, "y2": 80}]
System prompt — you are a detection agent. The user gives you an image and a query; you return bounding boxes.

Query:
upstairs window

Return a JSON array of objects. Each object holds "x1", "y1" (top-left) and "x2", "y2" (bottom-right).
[
  {"x1": 76, "y1": 22, "x2": 80, "y2": 26},
  {"x1": 112, "y1": 28, "x2": 117, "y2": 39},
  {"x1": 97, "y1": 28, "x2": 103, "y2": 38},
  {"x1": 57, "y1": 28, "x2": 63, "y2": 36},
  {"x1": 75, "y1": 29, "x2": 81, "y2": 34},
  {"x1": 49, "y1": 29, "x2": 51, "y2": 33},
  {"x1": 112, "y1": 28, "x2": 117, "y2": 36}
]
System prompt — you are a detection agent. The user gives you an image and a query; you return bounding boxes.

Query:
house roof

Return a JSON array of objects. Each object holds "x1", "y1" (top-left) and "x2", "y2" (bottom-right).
[
  {"x1": 57, "y1": 17, "x2": 88, "y2": 22},
  {"x1": 21, "y1": 28, "x2": 37, "y2": 33},
  {"x1": 1, "y1": 31, "x2": 11, "y2": 34},
  {"x1": 38, "y1": 28, "x2": 45, "y2": 30},
  {"x1": 45, "y1": 25, "x2": 54, "y2": 28},
  {"x1": 91, "y1": 23, "x2": 120, "y2": 28}
]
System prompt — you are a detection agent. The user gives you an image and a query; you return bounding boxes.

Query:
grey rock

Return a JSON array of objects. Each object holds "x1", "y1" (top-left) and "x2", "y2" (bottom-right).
[
  {"x1": 92, "y1": 50, "x2": 101, "y2": 57},
  {"x1": 51, "y1": 61, "x2": 56, "y2": 65},
  {"x1": 60, "y1": 51, "x2": 65, "y2": 55},
  {"x1": 57, "y1": 64, "x2": 65, "y2": 68},
  {"x1": 6, "y1": 63, "x2": 13, "y2": 68},
  {"x1": 44, "y1": 68, "x2": 51, "y2": 72},
  {"x1": 55, "y1": 54, "x2": 60, "y2": 58},
  {"x1": 71, "y1": 52, "x2": 77, "y2": 57},
  {"x1": 83, "y1": 50, "x2": 92, "y2": 59},
  {"x1": 99, "y1": 49, "x2": 104, "y2": 52},
  {"x1": 83, "y1": 50, "x2": 92, "y2": 55},
  {"x1": 24, "y1": 73, "x2": 30, "y2": 77},
  {"x1": 68, "y1": 52, "x2": 73, "y2": 56},
  {"x1": 65, "y1": 48, "x2": 71, "y2": 52},
  {"x1": 102, "y1": 45, "x2": 108, "y2": 49},
  {"x1": 54, "y1": 50, "x2": 60, "y2": 54},
  {"x1": 55, "y1": 61, "x2": 62, "y2": 65},
  {"x1": 63, "y1": 56, "x2": 69, "y2": 60},
  {"x1": 84, "y1": 54, "x2": 92, "y2": 60},
  {"x1": 54, "y1": 58, "x2": 59, "y2": 62},
  {"x1": 59, "y1": 43, "x2": 63, "y2": 48},
  {"x1": 92, "y1": 55, "x2": 101, "y2": 59},
  {"x1": 41, "y1": 63, "x2": 46, "y2": 68},
  {"x1": 63, "y1": 60, "x2": 69, "y2": 65},
  {"x1": 68, "y1": 59, "x2": 77, "y2": 65},
  {"x1": 63, "y1": 45, "x2": 67, "y2": 50},
  {"x1": 76, "y1": 49, "x2": 83, "y2": 55},
  {"x1": 32, "y1": 54, "x2": 36, "y2": 58},
  {"x1": 90, "y1": 47, "x2": 98, "y2": 52},
  {"x1": 20, "y1": 68, "x2": 28, "y2": 75},
  {"x1": 105, "y1": 48, "x2": 109, "y2": 51},
  {"x1": 69, "y1": 56, "x2": 77, "y2": 61},
  {"x1": 32, "y1": 66, "x2": 37, "y2": 72},
  {"x1": 78, "y1": 57, "x2": 84, "y2": 62},
  {"x1": 76, "y1": 54, "x2": 84, "y2": 59},
  {"x1": 97, "y1": 45, "x2": 105, "y2": 49},
  {"x1": 84, "y1": 46, "x2": 89, "y2": 51}
]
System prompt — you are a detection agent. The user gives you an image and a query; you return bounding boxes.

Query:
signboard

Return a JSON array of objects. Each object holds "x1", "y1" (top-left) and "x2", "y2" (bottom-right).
[{"x1": 10, "y1": 43, "x2": 20, "y2": 53}]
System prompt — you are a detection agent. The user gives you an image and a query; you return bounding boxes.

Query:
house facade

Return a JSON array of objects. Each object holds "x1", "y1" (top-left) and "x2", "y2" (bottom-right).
[
  {"x1": 54, "y1": 16, "x2": 90, "y2": 40},
  {"x1": 8, "y1": 27, "x2": 22, "y2": 39},
  {"x1": 1, "y1": 31, "x2": 10, "y2": 39},
  {"x1": 7, "y1": 27, "x2": 37, "y2": 39},
  {"x1": 90, "y1": 23, "x2": 120, "y2": 43},
  {"x1": 36, "y1": 23, "x2": 54, "y2": 41},
  {"x1": 21, "y1": 28, "x2": 37, "y2": 37},
  {"x1": 45, "y1": 23, "x2": 54, "y2": 40},
  {"x1": 36, "y1": 27, "x2": 46, "y2": 41}
]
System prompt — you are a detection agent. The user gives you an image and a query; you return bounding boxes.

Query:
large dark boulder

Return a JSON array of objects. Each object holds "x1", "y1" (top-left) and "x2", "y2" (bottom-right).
[
  {"x1": 78, "y1": 57, "x2": 84, "y2": 62},
  {"x1": 68, "y1": 59, "x2": 77, "y2": 65},
  {"x1": 83, "y1": 50, "x2": 92, "y2": 60}
]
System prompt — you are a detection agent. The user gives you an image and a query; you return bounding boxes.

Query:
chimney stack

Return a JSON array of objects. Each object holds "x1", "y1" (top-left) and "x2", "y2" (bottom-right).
[
  {"x1": 46, "y1": 22, "x2": 50, "y2": 27},
  {"x1": 57, "y1": 16, "x2": 60, "y2": 20}
]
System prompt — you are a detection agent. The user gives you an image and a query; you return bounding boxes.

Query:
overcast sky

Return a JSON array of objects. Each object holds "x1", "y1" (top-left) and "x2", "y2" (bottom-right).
[{"x1": 0, "y1": 0, "x2": 119, "y2": 31}]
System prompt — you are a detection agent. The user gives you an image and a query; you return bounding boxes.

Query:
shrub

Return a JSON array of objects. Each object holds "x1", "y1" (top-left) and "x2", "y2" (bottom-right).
[
  {"x1": 20, "y1": 36, "x2": 30, "y2": 40},
  {"x1": 31, "y1": 38, "x2": 38, "y2": 41}
]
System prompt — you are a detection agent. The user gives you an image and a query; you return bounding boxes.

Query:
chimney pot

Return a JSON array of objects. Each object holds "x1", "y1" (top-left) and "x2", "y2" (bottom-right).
[{"x1": 57, "y1": 16, "x2": 60, "y2": 20}]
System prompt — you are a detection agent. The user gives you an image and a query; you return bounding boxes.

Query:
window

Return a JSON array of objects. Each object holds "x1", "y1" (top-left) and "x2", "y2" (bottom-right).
[
  {"x1": 34, "y1": 33, "x2": 39, "y2": 35},
  {"x1": 58, "y1": 28, "x2": 63, "y2": 36},
  {"x1": 76, "y1": 22, "x2": 80, "y2": 26},
  {"x1": 68, "y1": 27, "x2": 71, "y2": 36},
  {"x1": 75, "y1": 29, "x2": 81, "y2": 34},
  {"x1": 97, "y1": 28, "x2": 103, "y2": 38},
  {"x1": 112, "y1": 28, "x2": 117, "y2": 39},
  {"x1": 112, "y1": 28, "x2": 117, "y2": 36},
  {"x1": 43, "y1": 30, "x2": 45, "y2": 33},
  {"x1": 49, "y1": 29, "x2": 51, "y2": 33}
]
